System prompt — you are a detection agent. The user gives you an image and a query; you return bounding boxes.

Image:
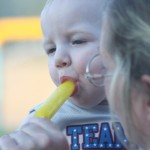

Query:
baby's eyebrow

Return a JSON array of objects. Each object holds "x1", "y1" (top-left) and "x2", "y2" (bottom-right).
[
  {"x1": 43, "y1": 38, "x2": 53, "y2": 48},
  {"x1": 67, "y1": 25, "x2": 95, "y2": 35},
  {"x1": 67, "y1": 31, "x2": 95, "y2": 39}
]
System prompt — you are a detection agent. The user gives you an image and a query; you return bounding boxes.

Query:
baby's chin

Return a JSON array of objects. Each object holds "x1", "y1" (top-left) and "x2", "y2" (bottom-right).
[{"x1": 69, "y1": 98, "x2": 104, "y2": 109}]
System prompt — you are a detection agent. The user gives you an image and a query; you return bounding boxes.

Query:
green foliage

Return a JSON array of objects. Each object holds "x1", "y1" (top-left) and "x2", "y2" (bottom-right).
[{"x1": 0, "y1": 0, "x2": 47, "y2": 17}]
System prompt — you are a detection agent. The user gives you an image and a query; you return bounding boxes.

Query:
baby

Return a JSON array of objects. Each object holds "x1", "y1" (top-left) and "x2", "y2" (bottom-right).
[{"x1": 0, "y1": 0, "x2": 127, "y2": 149}]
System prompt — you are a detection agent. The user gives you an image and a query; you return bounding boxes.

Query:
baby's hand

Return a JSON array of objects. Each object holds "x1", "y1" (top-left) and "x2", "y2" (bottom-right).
[{"x1": 0, "y1": 117, "x2": 69, "y2": 150}]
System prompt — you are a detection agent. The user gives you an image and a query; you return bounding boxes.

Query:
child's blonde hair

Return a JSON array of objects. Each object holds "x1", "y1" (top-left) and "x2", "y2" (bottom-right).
[{"x1": 105, "y1": 0, "x2": 150, "y2": 149}]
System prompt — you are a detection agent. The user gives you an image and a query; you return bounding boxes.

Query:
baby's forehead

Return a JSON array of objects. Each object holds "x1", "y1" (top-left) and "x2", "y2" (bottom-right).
[
  {"x1": 42, "y1": 0, "x2": 107, "y2": 21},
  {"x1": 40, "y1": 0, "x2": 108, "y2": 36}
]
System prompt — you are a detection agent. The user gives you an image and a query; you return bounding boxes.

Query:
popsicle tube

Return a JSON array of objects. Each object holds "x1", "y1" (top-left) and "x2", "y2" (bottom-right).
[{"x1": 34, "y1": 80, "x2": 75, "y2": 119}]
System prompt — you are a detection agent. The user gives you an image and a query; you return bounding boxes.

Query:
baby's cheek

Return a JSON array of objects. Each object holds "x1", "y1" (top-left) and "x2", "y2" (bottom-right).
[
  {"x1": 74, "y1": 52, "x2": 91, "y2": 73},
  {"x1": 49, "y1": 65, "x2": 59, "y2": 85},
  {"x1": 76, "y1": 61, "x2": 87, "y2": 75}
]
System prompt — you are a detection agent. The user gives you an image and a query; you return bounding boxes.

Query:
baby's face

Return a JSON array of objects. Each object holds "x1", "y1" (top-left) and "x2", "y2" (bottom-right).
[{"x1": 41, "y1": 0, "x2": 107, "y2": 108}]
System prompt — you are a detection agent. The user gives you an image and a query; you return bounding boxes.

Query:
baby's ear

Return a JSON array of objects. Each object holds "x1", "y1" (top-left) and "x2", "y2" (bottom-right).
[{"x1": 141, "y1": 75, "x2": 150, "y2": 122}]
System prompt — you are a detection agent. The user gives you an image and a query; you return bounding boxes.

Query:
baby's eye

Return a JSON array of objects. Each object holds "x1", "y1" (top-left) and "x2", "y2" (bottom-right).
[
  {"x1": 72, "y1": 40, "x2": 86, "y2": 45},
  {"x1": 47, "y1": 48, "x2": 56, "y2": 54}
]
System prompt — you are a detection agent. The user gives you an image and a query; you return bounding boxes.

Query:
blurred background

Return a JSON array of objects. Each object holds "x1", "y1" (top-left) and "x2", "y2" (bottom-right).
[{"x1": 0, "y1": 0, "x2": 56, "y2": 134}]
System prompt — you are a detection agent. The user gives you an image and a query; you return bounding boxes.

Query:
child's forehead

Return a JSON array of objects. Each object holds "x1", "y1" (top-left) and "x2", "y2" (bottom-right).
[
  {"x1": 41, "y1": 0, "x2": 108, "y2": 35},
  {"x1": 42, "y1": 0, "x2": 107, "y2": 20}
]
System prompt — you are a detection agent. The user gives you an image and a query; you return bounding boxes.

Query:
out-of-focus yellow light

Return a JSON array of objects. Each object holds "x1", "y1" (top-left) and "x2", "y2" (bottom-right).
[{"x1": 0, "y1": 17, "x2": 42, "y2": 45}]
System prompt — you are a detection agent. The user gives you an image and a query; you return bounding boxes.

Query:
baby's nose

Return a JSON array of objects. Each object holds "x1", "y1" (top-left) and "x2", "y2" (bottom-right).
[{"x1": 55, "y1": 55, "x2": 71, "y2": 68}]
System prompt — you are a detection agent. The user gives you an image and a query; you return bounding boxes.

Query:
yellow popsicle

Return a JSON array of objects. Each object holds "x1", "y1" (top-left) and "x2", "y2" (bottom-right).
[{"x1": 34, "y1": 80, "x2": 75, "y2": 119}]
